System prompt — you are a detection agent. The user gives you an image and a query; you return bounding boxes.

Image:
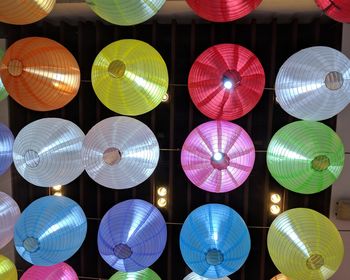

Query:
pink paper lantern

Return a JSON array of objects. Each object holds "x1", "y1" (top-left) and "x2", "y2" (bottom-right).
[
  {"x1": 21, "y1": 262, "x2": 78, "y2": 280},
  {"x1": 181, "y1": 120, "x2": 255, "y2": 193}
]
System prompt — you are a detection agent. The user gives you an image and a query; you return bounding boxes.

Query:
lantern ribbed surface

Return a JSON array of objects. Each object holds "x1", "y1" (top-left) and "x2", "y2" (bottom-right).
[
  {"x1": 315, "y1": 0, "x2": 350, "y2": 23},
  {"x1": 21, "y1": 262, "x2": 78, "y2": 280},
  {"x1": 0, "y1": 192, "x2": 20, "y2": 250},
  {"x1": 184, "y1": 272, "x2": 230, "y2": 280},
  {"x1": 0, "y1": 48, "x2": 8, "y2": 102},
  {"x1": 86, "y1": 0, "x2": 165, "y2": 26},
  {"x1": 181, "y1": 120, "x2": 255, "y2": 193},
  {"x1": 271, "y1": 274, "x2": 290, "y2": 280},
  {"x1": 109, "y1": 268, "x2": 161, "y2": 280},
  {"x1": 98, "y1": 199, "x2": 167, "y2": 272},
  {"x1": 180, "y1": 204, "x2": 250, "y2": 278},
  {"x1": 0, "y1": 255, "x2": 17, "y2": 280},
  {"x1": 267, "y1": 208, "x2": 344, "y2": 280},
  {"x1": 188, "y1": 44, "x2": 265, "y2": 120},
  {"x1": 14, "y1": 196, "x2": 87, "y2": 266},
  {"x1": 0, "y1": 123, "x2": 14, "y2": 176},
  {"x1": 91, "y1": 39, "x2": 168, "y2": 116},
  {"x1": 185, "y1": 0, "x2": 262, "y2": 22},
  {"x1": 82, "y1": 116, "x2": 159, "y2": 190},
  {"x1": 0, "y1": 37, "x2": 80, "y2": 111},
  {"x1": 13, "y1": 118, "x2": 85, "y2": 187},
  {"x1": 267, "y1": 121, "x2": 344, "y2": 194},
  {"x1": 275, "y1": 46, "x2": 350, "y2": 121},
  {"x1": 0, "y1": 0, "x2": 55, "y2": 25}
]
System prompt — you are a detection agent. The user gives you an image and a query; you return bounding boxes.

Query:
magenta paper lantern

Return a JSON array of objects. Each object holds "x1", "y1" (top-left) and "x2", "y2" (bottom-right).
[
  {"x1": 21, "y1": 262, "x2": 78, "y2": 280},
  {"x1": 181, "y1": 120, "x2": 255, "y2": 193}
]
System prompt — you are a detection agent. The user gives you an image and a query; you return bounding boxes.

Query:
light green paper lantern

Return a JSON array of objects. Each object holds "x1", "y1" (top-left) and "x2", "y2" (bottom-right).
[
  {"x1": 109, "y1": 268, "x2": 161, "y2": 280},
  {"x1": 0, "y1": 48, "x2": 8, "y2": 102},
  {"x1": 86, "y1": 0, "x2": 166, "y2": 26},
  {"x1": 267, "y1": 121, "x2": 344, "y2": 194}
]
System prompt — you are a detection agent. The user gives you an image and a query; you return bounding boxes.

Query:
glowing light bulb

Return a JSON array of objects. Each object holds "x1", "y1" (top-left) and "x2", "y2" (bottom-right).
[
  {"x1": 162, "y1": 93, "x2": 169, "y2": 102},
  {"x1": 213, "y1": 152, "x2": 223, "y2": 161},
  {"x1": 271, "y1": 193, "x2": 281, "y2": 204},
  {"x1": 53, "y1": 192, "x2": 62, "y2": 196},
  {"x1": 270, "y1": 205, "x2": 281, "y2": 215},
  {"x1": 52, "y1": 185, "x2": 62, "y2": 191},
  {"x1": 224, "y1": 80, "x2": 233, "y2": 89},
  {"x1": 157, "y1": 187, "x2": 167, "y2": 197},
  {"x1": 157, "y1": 198, "x2": 167, "y2": 208}
]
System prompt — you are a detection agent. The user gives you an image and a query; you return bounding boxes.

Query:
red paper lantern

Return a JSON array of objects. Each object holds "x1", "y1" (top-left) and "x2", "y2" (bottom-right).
[
  {"x1": 188, "y1": 44, "x2": 265, "y2": 120},
  {"x1": 186, "y1": 0, "x2": 262, "y2": 22},
  {"x1": 315, "y1": 0, "x2": 350, "y2": 23}
]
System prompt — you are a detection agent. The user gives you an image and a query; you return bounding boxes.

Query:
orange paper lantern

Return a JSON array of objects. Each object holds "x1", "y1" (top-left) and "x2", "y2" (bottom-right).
[
  {"x1": 0, "y1": 0, "x2": 55, "y2": 25},
  {"x1": 0, "y1": 37, "x2": 80, "y2": 111}
]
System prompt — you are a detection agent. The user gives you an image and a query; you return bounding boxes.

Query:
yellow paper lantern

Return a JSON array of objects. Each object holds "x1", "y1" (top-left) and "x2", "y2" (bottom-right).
[
  {"x1": 0, "y1": 0, "x2": 55, "y2": 25},
  {"x1": 92, "y1": 39, "x2": 168, "y2": 116},
  {"x1": 0, "y1": 255, "x2": 17, "y2": 280}
]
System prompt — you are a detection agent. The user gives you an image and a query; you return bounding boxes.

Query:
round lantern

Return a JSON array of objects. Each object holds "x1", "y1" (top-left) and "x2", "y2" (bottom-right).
[
  {"x1": 91, "y1": 39, "x2": 168, "y2": 116},
  {"x1": 13, "y1": 118, "x2": 84, "y2": 187},
  {"x1": 184, "y1": 272, "x2": 230, "y2": 280},
  {"x1": 0, "y1": 255, "x2": 17, "y2": 280},
  {"x1": 181, "y1": 120, "x2": 255, "y2": 193},
  {"x1": 185, "y1": 0, "x2": 262, "y2": 22},
  {"x1": 267, "y1": 208, "x2": 344, "y2": 280},
  {"x1": 270, "y1": 274, "x2": 290, "y2": 280},
  {"x1": 14, "y1": 195, "x2": 87, "y2": 266},
  {"x1": 0, "y1": 123, "x2": 14, "y2": 176},
  {"x1": 315, "y1": 0, "x2": 350, "y2": 23},
  {"x1": 0, "y1": 37, "x2": 80, "y2": 111},
  {"x1": 275, "y1": 46, "x2": 350, "y2": 121},
  {"x1": 98, "y1": 199, "x2": 167, "y2": 272},
  {"x1": 109, "y1": 268, "x2": 161, "y2": 280},
  {"x1": 0, "y1": 192, "x2": 20, "y2": 250},
  {"x1": 0, "y1": 0, "x2": 55, "y2": 25},
  {"x1": 180, "y1": 204, "x2": 250, "y2": 278},
  {"x1": 82, "y1": 116, "x2": 159, "y2": 189},
  {"x1": 267, "y1": 121, "x2": 344, "y2": 194},
  {"x1": 0, "y1": 48, "x2": 8, "y2": 102},
  {"x1": 188, "y1": 44, "x2": 265, "y2": 120},
  {"x1": 86, "y1": 0, "x2": 166, "y2": 26},
  {"x1": 21, "y1": 262, "x2": 78, "y2": 280}
]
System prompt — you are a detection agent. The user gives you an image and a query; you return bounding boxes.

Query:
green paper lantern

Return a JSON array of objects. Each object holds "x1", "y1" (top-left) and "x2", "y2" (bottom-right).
[
  {"x1": 109, "y1": 268, "x2": 161, "y2": 280},
  {"x1": 267, "y1": 121, "x2": 344, "y2": 194},
  {"x1": 0, "y1": 48, "x2": 8, "y2": 102}
]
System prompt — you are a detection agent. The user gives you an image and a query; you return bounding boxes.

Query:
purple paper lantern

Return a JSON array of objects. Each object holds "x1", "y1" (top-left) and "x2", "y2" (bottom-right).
[
  {"x1": 98, "y1": 199, "x2": 167, "y2": 272},
  {"x1": 181, "y1": 120, "x2": 255, "y2": 193},
  {"x1": 0, "y1": 123, "x2": 14, "y2": 175},
  {"x1": 21, "y1": 262, "x2": 78, "y2": 280}
]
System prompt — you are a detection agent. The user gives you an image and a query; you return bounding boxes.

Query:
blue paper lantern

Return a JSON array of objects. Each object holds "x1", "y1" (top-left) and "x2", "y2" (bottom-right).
[
  {"x1": 98, "y1": 199, "x2": 167, "y2": 272},
  {"x1": 0, "y1": 123, "x2": 14, "y2": 175},
  {"x1": 180, "y1": 204, "x2": 250, "y2": 278},
  {"x1": 14, "y1": 196, "x2": 87, "y2": 266}
]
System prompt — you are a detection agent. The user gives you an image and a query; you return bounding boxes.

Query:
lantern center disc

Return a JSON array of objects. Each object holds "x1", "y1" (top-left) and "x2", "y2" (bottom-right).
[
  {"x1": 23, "y1": 237, "x2": 40, "y2": 253},
  {"x1": 306, "y1": 254, "x2": 324, "y2": 270},
  {"x1": 311, "y1": 155, "x2": 330, "y2": 171},
  {"x1": 114, "y1": 243, "x2": 132, "y2": 259},
  {"x1": 108, "y1": 60, "x2": 126, "y2": 78},
  {"x1": 103, "y1": 147, "x2": 121, "y2": 166},
  {"x1": 206, "y1": 248, "x2": 224, "y2": 266},
  {"x1": 325, "y1": 71, "x2": 343, "y2": 90},
  {"x1": 211, "y1": 152, "x2": 230, "y2": 170},
  {"x1": 222, "y1": 69, "x2": 241, "y2": 90},
  {"x1": 24, "y1": 150, "x2": 40, "y2": 168},
  {"x1": 8, "y1": 59, "x2": 23, "y2": 77}
]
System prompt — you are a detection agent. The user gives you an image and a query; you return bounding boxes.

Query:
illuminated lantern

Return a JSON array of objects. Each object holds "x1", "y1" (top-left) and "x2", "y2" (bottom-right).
[
  {"x1": 14, "y1": 196, "x2": 87, "y2": 266},
  {"x1": 0, "y1": 37, "x2": 80, "y2": 111},
  {"x1": 185, "y1": 0, "x2": 262, "y2": 22},
  {"x1": 181, "y1": 120, "x2": 255, "y2": 193},
  {"x1": 82, "y1": 116, "x2": 159, "y2": 189},
  {"x1": 0, "y1": 48, "x2": 8, "y2": 102},
  {"x1": 86, "y1": 0, "x2": 165, "y2": 26},
  {"x1": 13, "y1": 118, "x2": 84, "y2": 187},
  {"x1": 109, "y1": 268, "x2": 161, "y2": 280},
  {"x1": 267, "y1": 208, "x2": 344, "y2": 280},
  {"x1": 270, "y1": 274, "x2": 290, "y2": 280},
  {"x1": 188, "y1": 44, "x2": 265, "y2": 120},
  {"x1": 267, "y1": 121, "x2": 344, "y2": 194},
  {"x1": 275, "y1": 46, "x2": 350, "y2": 121},
  {"x1": 98, "y1": 199, "x2": 167, "y2": 272},
  {"x1": 0, "y1": 255, "x2": 17, "y2": 280},
  {"x1": 0, "y1": 123, "x2": 14, "y2": 176},
  {"x1": 180, "y1": 204, "x2": 250, "y2": 278},
  {"x1": 184, "y1": 272, "x2": 230, "y2": 280},
  {"x1": 315, "y1": 0, "x2": 350, "y2": 23},
  {"x1": 0, "y1": 0, "x2": 55, "y2": 25},
  {"x1": 91, "y1": 39, "x2": 168, "y2": 116},
  {"x1": 21, "y1": 262, "x2": 78, "y2": 280}
]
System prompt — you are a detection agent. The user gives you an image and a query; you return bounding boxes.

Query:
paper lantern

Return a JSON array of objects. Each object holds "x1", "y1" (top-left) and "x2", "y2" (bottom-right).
[
  {"x1": 109, "y1": 268, "x2": 161, "y2": 280},
  {"x1": 0, "y1": 0, "x2": 55, "y2": 25},
  {"x1": 267, "y1": 121, "x2": 344, "y2": 194},
  {"x1": 189, "y1": 44, "x2": 264, "y2": 120},
  {"x1": 98, "y1": 199, "x2": 167, "y2": 272},
  {"x1": 0, "y1": 37, "x2": 80, "y2": 111},
  {"x1": 21, "y1": 262, "x2": 78, "y2": 280},
  {"x1": 181, "y1": 120, "x2": 255, "y2": 193},
  {"x1": 267, "y1": 208, "x2": 344, "y2": 280},
  {"x1": 0, "y1": 255, "x2": 17, "y2": 280},
  {"x1": 184, "y1": 272, "x2": 230, "y2": 280},
  {"x1": 315, "y1": 0, "x2": 350, "y2": 23},
  {"x1": 275, "y1": 46, "x2": 350, "y2": 121},
  {"x1": 180, "y1": 204, "x2": 250, "y2": 278},
  {"x1": 270, "y1": 274, "x2": 290, "y2": 280},
  {"x1": 0, "y1": 192, "x2": 20, "y2": 250},
  {"x1": 86, "y1": 0, "x2": 165, "y2": 26},
  {"x1": 0, "y1": 48, "x2": 8, "y2": 102},
  {"x1": 91, "y1": 39, "x2": 168, "y2": 116},
  {"x1": 0, "y1": 123, "x2": 14, "y2": 176},
  {"x1": 14, "y1": 196, "x2": 87, "y2": 266},
  {"x1": 13, "y1": 118, "x2": 84, "y2": 187},
  {"x1": 185, "y1": 0, "x2": 262, "y2": 22},
  {"x1": 82, "y1": 116, "x2": 159, "y2": 189}
]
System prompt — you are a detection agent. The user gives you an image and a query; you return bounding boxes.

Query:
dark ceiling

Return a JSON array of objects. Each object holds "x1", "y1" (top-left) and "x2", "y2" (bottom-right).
[{"x1": 0, "y1": 15, "x2": 342, "y2": 280}]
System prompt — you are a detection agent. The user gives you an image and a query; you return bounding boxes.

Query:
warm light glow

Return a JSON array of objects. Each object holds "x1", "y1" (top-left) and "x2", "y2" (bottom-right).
[
  {"x1": 53, "y1": 191, "x2": 62, "y2": 196},
  {"x1": 157, "y1": 198, "x2": 167, "y2": 208},
  {"x1": 271, "y1": 193, "x2": 281, "y2": 204},
  {"x1": 223, "y1": 80, "x2": 233, "y2": 89},
  {"x1": 157, "y1": 187, "x2": 167, "y2": 197},
  {"x1": 52, "y1": 185, "x2": 62, "y2": 191},
  {"x1": 270, "y1": 204, "x2": 281, "y2": 215},
  {"x1": 213, "y1": 152, "x2": 223, "y2": 161},
  {"x1": 162, "y1": 93, "x2": 169, "y2": 102}
]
